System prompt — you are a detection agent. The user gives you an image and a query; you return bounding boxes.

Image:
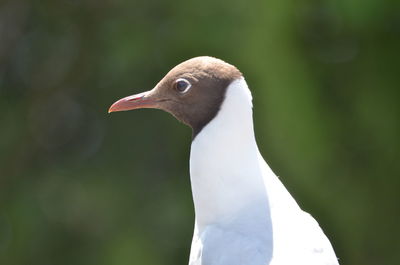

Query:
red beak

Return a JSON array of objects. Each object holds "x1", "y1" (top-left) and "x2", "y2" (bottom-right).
[{"x1": 108, "y1": 91, "x2": 158, "y2": 113}]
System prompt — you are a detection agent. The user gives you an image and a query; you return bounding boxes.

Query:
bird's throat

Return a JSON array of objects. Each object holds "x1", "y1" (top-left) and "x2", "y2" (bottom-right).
[{"x1": 189, "y1": 79, "x2": 270, "y2": 231}]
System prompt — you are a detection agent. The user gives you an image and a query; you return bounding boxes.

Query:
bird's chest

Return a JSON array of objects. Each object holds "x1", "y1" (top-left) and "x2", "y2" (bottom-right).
[{"x1": 189, "y1": 223, "x2": 272, "y2": 265}]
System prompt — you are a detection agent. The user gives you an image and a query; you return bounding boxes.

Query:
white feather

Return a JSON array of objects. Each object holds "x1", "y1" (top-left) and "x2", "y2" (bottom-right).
[{"x1": 189, "y1": 78, "x2": 338, "y2": 265}]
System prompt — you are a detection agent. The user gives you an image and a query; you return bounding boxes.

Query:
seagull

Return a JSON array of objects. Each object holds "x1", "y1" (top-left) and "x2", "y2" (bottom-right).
[{"x1": 109, "y1": 56, "x2": 339, "y2": 265}]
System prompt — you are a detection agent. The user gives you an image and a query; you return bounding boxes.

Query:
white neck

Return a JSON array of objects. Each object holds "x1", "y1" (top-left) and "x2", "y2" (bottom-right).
[{"x1": 190, "y1": 78, "x2": 271, "y2": 232}]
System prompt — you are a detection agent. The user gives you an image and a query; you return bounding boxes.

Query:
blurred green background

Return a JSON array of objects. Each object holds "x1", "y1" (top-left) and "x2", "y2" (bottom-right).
[{"x1": 0, "y1": 0, "x2": 399, "y2": 264}]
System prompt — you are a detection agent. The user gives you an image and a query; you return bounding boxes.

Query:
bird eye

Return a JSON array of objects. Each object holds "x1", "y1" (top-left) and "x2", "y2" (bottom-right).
[{"x1": 175, "y1": 78, "x2": 191, "y2": 93}]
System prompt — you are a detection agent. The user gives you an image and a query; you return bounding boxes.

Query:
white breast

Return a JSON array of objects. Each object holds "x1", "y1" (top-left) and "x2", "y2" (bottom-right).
[{"x1": 188, "y1": 78, "x2": 339, "y2": 265}]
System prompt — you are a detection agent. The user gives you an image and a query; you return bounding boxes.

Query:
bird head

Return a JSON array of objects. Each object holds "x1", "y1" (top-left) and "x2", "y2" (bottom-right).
[{"x1": 108, "y1": 56, "x2": 242, "y2": 136}]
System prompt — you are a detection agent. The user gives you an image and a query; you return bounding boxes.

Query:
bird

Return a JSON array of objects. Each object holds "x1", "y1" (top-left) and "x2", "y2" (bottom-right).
[{"x1": 108, "y1": 56, "x2": 339, "y2": 265}]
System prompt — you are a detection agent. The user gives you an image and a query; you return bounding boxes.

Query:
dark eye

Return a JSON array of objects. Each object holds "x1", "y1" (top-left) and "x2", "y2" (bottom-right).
[{"x1": 175, "y1": 78, "x2": 191, "y2": 93}]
